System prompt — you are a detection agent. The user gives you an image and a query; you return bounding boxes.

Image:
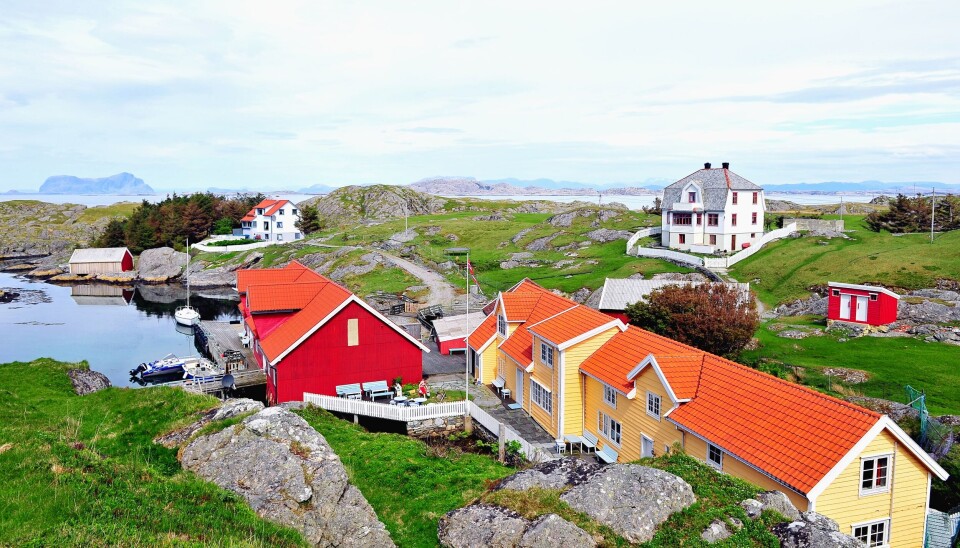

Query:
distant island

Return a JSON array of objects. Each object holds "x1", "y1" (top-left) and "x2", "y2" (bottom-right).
[{"x1": 38, "y1": 172, "x2": 154, "y2": 195}]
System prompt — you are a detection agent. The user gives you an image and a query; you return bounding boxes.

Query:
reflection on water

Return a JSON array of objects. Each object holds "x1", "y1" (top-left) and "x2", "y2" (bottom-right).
[{"x1": 0, "y1": 272, "x2": 240, "y2": 387}]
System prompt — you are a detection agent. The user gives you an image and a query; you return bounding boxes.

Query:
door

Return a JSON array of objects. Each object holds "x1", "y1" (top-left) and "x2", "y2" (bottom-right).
[
  {"x1": 839, "y1": 294, "x2": 851, "y2": 319},
  {"x1": 855, "y1": 296, "x2": 868, "y2": 322},
  {"x1": 641, "y1": 435, "x2": 654, "y2": 458},
  {"x1": 730, "y1": 235, "x2": 737, "y2": 251},
  {"x1": 515, "y1": 368, "x2": 524, "y2": 406}
]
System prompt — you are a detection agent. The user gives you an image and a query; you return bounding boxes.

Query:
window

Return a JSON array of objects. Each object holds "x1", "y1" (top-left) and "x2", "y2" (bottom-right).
[
  {"x1": 673, "y1": 213, "x2": 692, "y2": 226},
  {"x1": 708, "y1": 444, "x2": 723, "y2": 469},
  {"x1": 731, "y1": 214, "x2": 737, "y2": 226},
  {"x1": 678, "y1": 234, "x2": 686, "y2": 244},
  {"x1": 539, "y1": 342, "x2": 554, "y2": 367},
  {"x1": 708, "y1": 213, "x2": 719, "y2": 226},
  {"x1": 751, "y1": 212, "x2": 757, "y2": 225},
  {"x1": 696, "y1": 213, "x2": 702, "y2": 225},
  {"x1": 292, "y1": 208, "x2": 298, "y2": 215},
  {"x1": 277, "y1": 222, "x2": 283, "y2": 228},
  {"x1": 257, "y1": 208, "x2": 264, "y2": 215},
  {"x1": 252, "y1": 221, "x2": 257, "y2": 228},
  {"x1": 832, "y1": 289, "x2": 840, "y2": 297},
  {"x1": 531, "y1": 380, "x2": 552, "y2": 414},
  {"x1": 870, "y1": 293, "x2": 878, "y2": 301},
  {"x1": 860, "y1": 455, "x2": 890, "y2": 494},
  {"x1": 277, "y1": 234, "x2": 283, "y2": 241},
  {"x1": 603, "y1": 385, "x2": 617, "y2": 408},
  {"x1": 853, "y1": 519, "x2": 889, "y2": 547},
  {"x1": 497, "y1": 315, "x2": 507, "y2": 336},
  {"x1": 278, "y1": 209, "x2": 284, "y2": 215},
  {"x1": 751, "y1": 233, "x2": 756, "y2": 238},
  {"x1": 688, "y1": 191, "x2": 696, "y2": 203},
  {"x1": 599, "y1": 412, "x2": 622, "y2": 445},
  {"x1": 752, "y1": 192, "x2": 758, "y2": 204},
  {"x1": 732, "y1": 192, "x2": 738, "y2": 204},
  {"x1": 646, "y1": 392, "x2": 661, "y2": 419},
  {"x1": 709, "y1": 235, "x2": 717, "y2": 245},
  {"x1": 264, "y1": 222, "x2": 270, "y2": 231},
  {"x1": 347, "y1": 318, "x2": 359, "y2": 346}
]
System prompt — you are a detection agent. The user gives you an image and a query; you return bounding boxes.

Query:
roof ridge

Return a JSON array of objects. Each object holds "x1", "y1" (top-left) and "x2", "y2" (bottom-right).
[{"x1": 525, "y1": 303, "x2": 580, "y2": 330}]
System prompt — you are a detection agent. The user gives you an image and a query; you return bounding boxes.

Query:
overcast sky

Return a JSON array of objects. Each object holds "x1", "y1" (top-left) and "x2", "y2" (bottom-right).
[{"x1": 1, "y1": 0, "x2": 959, "y2": 191}]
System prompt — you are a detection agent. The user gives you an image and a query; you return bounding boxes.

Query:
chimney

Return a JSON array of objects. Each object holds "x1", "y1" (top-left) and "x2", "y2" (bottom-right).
[
  {"x1": 722, "y1": 162, "x2": 730, "y2": 169},
  {"x1": 704, "y1": 162, "x2": 712, "y2": 169}
]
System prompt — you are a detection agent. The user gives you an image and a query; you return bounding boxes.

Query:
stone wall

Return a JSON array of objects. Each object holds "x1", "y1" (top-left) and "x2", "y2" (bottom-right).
[
  {"x1": 406, "y1": 414, "x2": 465, "y2": 439},
  {"x1": 785, "y1": 218, "x2": 845, "y2": 232}
]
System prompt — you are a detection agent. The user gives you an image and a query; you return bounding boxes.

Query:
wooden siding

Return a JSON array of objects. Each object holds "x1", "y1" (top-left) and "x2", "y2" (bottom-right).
[
  {"x1": 69, "y1": 261, "x2": 124, "y2": 275},
  {"x1": 478, "y1": 347, "x2": 498, "y2": 384},
  {"x1": 561, "y1": 329, "x2": 617, "y2": 437},
  {"x1": 814, "y1": 429, "x2": 929, "y2": 548}
]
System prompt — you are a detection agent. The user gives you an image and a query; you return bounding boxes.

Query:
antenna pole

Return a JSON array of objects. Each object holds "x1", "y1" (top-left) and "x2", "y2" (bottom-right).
[{"x1": 931, "y1": 187, "x2": 936, "y2": 243}]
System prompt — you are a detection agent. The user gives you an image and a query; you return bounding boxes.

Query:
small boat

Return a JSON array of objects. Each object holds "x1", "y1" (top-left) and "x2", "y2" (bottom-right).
[
  {"x1": 130, "y1": 353, "x2": 190, "y2": 379},
  {"x1": 182, "y1": 359, "x2": 223, "y2": 381},
  {"x1": 175, "y1": 237, "x2": 201, "y2": 327}
]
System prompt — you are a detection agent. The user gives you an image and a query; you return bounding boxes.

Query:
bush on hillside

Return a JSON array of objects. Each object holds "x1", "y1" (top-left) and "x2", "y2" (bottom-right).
[{"x1": 865, "y1": 193, "x2": 960, "y2": 233}]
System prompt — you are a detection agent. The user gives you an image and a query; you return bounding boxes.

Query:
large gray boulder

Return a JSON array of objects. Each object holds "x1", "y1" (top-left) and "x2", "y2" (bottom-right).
[
  {"x1": 560, "y1": 464, "x2": 696, "y2": 544},
  {"x1": 584, "y1": 229, "x2": 634, "y2": 243},
  {"x1": 438, "y1": 504, "x2": 528, "y2": 548},
  {"x1": 67, "y1": 368, "x2": 111, "y2": 395},
  {"x1": 137, "y1": 247, "x2": 187, "y2": 282},
  {"x1": 156, "y1": 398, "x2": 264, "y2": 448},
  {"x1": 772, "y1": 511, "x2": 864, "y2": 547},
  {"x1": 497, "y1": 457, "x2": 601, "y2": 491},
  {"x1": 520, "y1": 514, "x2": 596, "y2": 548},
  {"x1": 181, "y1": 407, "x2": 394, "y2": 547},
  {"x1": 757, "y1": 490, "x2": 801, "y2": 521},
  {"x1": 525, "y1": 234, "x2": 559, "y2": 251}
]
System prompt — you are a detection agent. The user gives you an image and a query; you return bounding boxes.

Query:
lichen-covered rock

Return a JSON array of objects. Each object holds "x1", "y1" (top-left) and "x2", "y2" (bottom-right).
[
  {"x1": 137, "y1": 247, "x2": 187, "y2": 282},
  {"x1": 584, "y1": 229, "x2": 634, "y2": 243},
  {"x1": 438, "y1": 504, "x2": 528, "y2": 548},
  {"x1": 740, "y1": 498, "x2": 764, "y2": 519},
  {"x1": 701, "y1": 518, "x2": 736, "y2": 543},
  {"x1": 67, "y1": 368, "x2": 111, "y2": 395},
  {"x1": 560, "y1": 464, "x2": 696, "y2": 544},
  {"x1": 181, "y1": 407, "x2": 394, "y2": 547},
  {"x1": 757, "y1": 490, "x2": 801, "y2": 521},
  {"x1": 497, "y1": 457, "x2": 601, "y2": 491},
  {"x1": 772, "y1": 517, "x2": 863, "y2": 547},
  {"x1": 525, "y1": 234, "x2": 559, "y2": 251},
  {"x1": 520, "y1": 514, "x2": 595, "y2": 548}
]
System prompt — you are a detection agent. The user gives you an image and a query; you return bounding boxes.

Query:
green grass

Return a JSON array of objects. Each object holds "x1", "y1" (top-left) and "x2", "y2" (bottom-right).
[
  {"x1": 742, "y1": 321, "x2": 960, "y2": 415},
  {"x1": 76, "y1": 202, "x2": 140, "y2": 223},
  {"x1": 343, "y1": 265, "x2": 421, "y2": 295},
  {"x1": 296, "y1": 406, "x2": 513, "y2": 547},
  {"x1": 730, "y1": 216, "x2": 960, "y2": 307},
  {"x1": 0, "y1": 358, "x2": 304, "y2": 546}
]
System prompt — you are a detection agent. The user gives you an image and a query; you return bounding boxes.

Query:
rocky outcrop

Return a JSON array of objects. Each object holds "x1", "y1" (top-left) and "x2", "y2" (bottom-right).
[
  {"x1": 155, "y1": 398, "x2": 264, "y2": 448},
  {"x1": 181, "y1": 407, "x2": 394, "y2": 547},
  {"x1": 525, "y1": 234, "x2": 559, "y2": 251},
  {"x1": 700, "y1": 517, "x2": 742, "y2": 543},
  {"x1": 138, "y1": 247, "x2": 187, "y2": 282},
  {"x1": 67, "y1": 367, "x2": 111, "y2": 395},
  {"x1": 772, "y1": 511, "x2": 863, "y2": 547},
  {"x1": 547, "y1": 208, "x2": 622, "y2": 227},
  {"x1": 756, "y1": 490, "x2": 801, "y2": 521},
  {"x1": 305, "y1": 185, "x2": 447, "y2": 223},
  {"x1": 437, "y1": 506, "x2": 594, "y2": 548},
  {"x1": 774, "y1": 296, "x2": 828, "y2": 317},
  {"x1": 497, "y1": 457, "x2": 601, "y2": 491},
  {"x1": 187, "y1": 252, "x2": 263, "y2": 288},
  {"x1": 584, "y1": 229, "x2": 634, "y2": 243}
]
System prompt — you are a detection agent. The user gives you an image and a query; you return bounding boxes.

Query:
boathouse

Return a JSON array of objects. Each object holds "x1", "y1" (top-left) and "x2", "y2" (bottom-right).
[
  {"x1": 826, "y1": 282, "x2": 900, "y2": 326},
  {"x1": 237, "y1": 262, "x2": 428, "y2": 404},
  {"x1": 68, "y1": 247, "x2": 134, "y2": 274}
]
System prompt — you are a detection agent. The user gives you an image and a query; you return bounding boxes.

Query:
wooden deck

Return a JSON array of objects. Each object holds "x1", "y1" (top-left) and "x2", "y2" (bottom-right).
[
  {"x1": 162, "y1": 368, "x2": 266, "y2": 396},
  {"x1": 195, "y1": 320, "x2": 258, "y2": 372}
]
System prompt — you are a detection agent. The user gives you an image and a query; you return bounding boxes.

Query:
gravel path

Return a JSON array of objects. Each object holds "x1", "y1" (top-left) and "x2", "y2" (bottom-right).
[{"x1": 379, "y1": 252, "x2": 458, "y2": 306}]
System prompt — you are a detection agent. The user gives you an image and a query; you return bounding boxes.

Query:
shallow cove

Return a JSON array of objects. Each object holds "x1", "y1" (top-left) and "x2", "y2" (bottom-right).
[{"x1": 0, "y1": 272, "x2": 240, "y2": 386}]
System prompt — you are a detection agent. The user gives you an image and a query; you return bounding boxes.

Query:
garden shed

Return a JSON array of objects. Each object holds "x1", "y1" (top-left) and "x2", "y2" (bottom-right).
[
  {"x1": 826, "y1": 282, "x2": 900, "y2": 326},
  {"x1": 68, "y1": 247, "x2": 134, "y2": 275}
]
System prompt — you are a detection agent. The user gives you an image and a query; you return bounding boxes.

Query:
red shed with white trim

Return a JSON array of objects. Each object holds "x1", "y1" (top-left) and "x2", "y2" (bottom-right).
[
  {"x1": 237, "y1": 262, "x2": 428, "y2": 404},
  {"x1": 826, "y1": 282, "x2": 900, "y2": 326}
]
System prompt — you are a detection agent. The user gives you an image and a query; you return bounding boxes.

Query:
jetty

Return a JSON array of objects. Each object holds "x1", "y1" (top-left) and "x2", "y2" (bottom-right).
[{"x1": 162, "y1": 320, "x2": 266, "y2": 396}]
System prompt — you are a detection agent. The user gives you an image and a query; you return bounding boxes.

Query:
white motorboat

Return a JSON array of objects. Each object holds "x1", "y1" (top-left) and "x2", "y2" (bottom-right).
[
  {"x1": 182, "y1": 358, "x2": 224, "y2": 381},
  {"x1": 175, "y1": 237, "x2": 201, "y2": 327}
]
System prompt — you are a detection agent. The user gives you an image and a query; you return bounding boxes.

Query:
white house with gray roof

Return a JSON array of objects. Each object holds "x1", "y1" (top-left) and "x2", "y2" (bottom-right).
[{"x1": 660, "y1": 162, "x2": 765, "y2": 253}]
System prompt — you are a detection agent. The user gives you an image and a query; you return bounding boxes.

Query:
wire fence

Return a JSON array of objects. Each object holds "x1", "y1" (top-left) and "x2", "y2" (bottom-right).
[{"x1": 905, "y1": 385, "x2": 954, "y2": 458}]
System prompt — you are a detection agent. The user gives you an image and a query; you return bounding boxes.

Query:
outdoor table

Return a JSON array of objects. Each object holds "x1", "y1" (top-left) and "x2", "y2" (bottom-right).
[
  {"x1": 502, "y1": 388, "x2": 511, "y2": 400},
  {"x1": 563, "y1": 434, "x2": 583, "y2": 453},
  {"x1": 392, "y1": 396, "x2": 408, "y2": 405}
]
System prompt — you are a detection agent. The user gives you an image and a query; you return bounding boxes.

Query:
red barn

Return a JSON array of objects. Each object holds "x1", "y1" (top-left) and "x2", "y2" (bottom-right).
[
  {"x1": 237, "y1": 262, "x2": 428, "y2": 404},
  {"x1": 826, "y1": 282, "x2": 900, "y2": 326}
]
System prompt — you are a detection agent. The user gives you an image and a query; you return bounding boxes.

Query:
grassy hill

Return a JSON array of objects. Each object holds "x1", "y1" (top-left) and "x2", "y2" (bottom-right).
[{"x1": 730, "y1": 215, "x2": 960, "y2": 307}]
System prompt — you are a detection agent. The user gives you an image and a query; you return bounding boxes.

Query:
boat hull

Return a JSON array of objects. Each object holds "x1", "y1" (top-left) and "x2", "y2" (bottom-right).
[{"x1": 175, "y1": 306, "x2": 201, "y2": 326}]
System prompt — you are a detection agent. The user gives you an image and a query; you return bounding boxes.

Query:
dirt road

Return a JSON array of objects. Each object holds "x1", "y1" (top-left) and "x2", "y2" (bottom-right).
[{"x1": 380, "y1": 252, "x2": 458, "y2": 306}]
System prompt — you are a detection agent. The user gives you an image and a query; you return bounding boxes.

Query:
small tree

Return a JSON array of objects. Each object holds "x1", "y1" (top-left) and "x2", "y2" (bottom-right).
[
  {"x1": 624, "y1": 284, "x2": 758, "y2": 358},
  {"x1": 95, "y1": 218, "x2": 128, "y2": 248},
  {"x1": 213, "y1": 218, "x2": 234, "y2": 235},
  {"x1": 296, "y1": 204, "x2": 322, "y2": 235}
]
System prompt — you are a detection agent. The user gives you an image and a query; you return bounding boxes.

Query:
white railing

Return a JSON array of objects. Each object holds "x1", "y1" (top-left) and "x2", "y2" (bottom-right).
[
  {"x1": 467, "y1": 402, "x2": 552, "y2": 463},
  {"x1": 702, "y1": 223, "x2": 797, "y2": 269},
  {"x1": 193, "y1": 239, "x2": 291, "y2": 253},
  {"x1": 626, "y1": 227, "x2": 662, "y2": 254},
  {"x1": 303, "y1": 393, "x2": 467, "y2": 421},
  {"x1": 633, "y1": 247, "x2": 704, "y2": 266}
]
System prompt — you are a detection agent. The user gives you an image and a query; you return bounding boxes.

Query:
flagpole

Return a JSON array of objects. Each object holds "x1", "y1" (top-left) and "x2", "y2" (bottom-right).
[{"x1": 465, "y1": 251, "x2": 469, "y2": 403}]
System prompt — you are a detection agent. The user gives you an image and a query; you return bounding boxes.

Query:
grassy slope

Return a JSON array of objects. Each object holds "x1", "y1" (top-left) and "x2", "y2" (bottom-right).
[
  {"x1": 730, "y1": 215, "x2": 960, "y2": 307},
  {"x1": 296, "y1": 407, "x2": 513, "y2": 547},
  {"x1": 743, "y1": 317, "x2": 960, "y2": 415},
  {"x1": 0, "y1": 359, "x2": 303, "y2": 546},
  {"x1": 76, "y1": 202, "x2": 140, "y2": 223}
]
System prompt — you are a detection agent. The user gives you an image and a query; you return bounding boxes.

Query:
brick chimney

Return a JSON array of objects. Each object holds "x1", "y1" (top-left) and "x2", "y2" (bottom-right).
[
  {"x1": 704, "y1": 162, "x2": 712, "y2": 169},
  {"x1": 722, "y1": 162, "x2": 730, "y2": 169}
]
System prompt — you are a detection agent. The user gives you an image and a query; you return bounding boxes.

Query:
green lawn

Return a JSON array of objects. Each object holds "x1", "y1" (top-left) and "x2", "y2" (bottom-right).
[
  {"x1": 296, "y1": 407, "x2": 513, "y2": 547},
  {"x1": 730, "y1": 216, "x2": 960, "y2": 307},
  {"x1": 0, "y1": 359, "x2": 304, "y2": 546},
  {"x1": 742, "y1": 318, "x2": 960, "y2": 415},
  {"x1": 76, "y1": 201, "x2": 140, "y2": 223}
]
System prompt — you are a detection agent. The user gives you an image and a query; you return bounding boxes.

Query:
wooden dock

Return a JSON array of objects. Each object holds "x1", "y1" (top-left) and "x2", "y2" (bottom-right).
[
  {"x1": 163, "y1": 368, "x2": 266, "y2": 396},
  {"x1": 195, "y1": 320, "x2": 259, "y2": 372}
]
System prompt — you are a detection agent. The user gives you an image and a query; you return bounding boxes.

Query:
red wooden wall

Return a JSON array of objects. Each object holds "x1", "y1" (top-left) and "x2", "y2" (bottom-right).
[
  {"x1": 269, "y1": 301, "x2": 423, "y2": 403},
  {"x1": 600, "y1": 310, "x2": 631, "y2": 324},
  {"x1": 121, "y1": 251, "x2": 134, "y2": 271},
  {"x1": 826, "y1": 286, "x2": 898, "y2": 326},
  {"x1": 438, "y1": 337, "x2": 465, "y2": 355}
]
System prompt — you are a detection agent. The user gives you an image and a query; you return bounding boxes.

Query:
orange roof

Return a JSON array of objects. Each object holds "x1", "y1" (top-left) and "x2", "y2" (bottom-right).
[
  {"x1": 244, "y1": 199, "x2": 291, "y2": 219},
  {"x1": 468, "y1": 313, "x2": 497, "y2": 352},
  {"x1": 236, "y1": 261, "x2": 323, "y2": 294},
  {"x1": 500, "y1": 293, "x2": 543, "y2": 321},
  {"x1": 247, "y1": 282, "x2": 336, "y2": 313},
  {"x1": 580, "y1": 326, "x2": 700, "y2": 393},
  {"x1": 258, "y1": 282, "x2": 353, "y2": 360},
  {"x1": 528, "y1": 305, "x2": 616, "y2": 346},
  {"x1": 244, "y1": 315, "x2": 258, "y2": 337},
  {"x1": 654, "y1": 355, "x2": 704, "y2": 400},
  {"x1": 241, "y1": 214, "x2": 255, "y2": 222},
  {"x1": 496, "y1": 287, "x2": 580, "y2": 365},
  {"x1": 500, "y1": 327, "x2": 534, "y2": 366}
]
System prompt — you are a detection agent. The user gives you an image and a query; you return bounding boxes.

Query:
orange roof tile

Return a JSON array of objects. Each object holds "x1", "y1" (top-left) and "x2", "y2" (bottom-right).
[
  {"x1": 668, "y1": 356, "x2": 880, "y2": 494},
  {"x1": 500, "y1": 292, "x2": 542, "y2": 321},
  {"x1": 468, "y1": 313, "x2": 497, "y2": 351},
  {"x1": 259, "y1": 283, "x2": 353, "y2": 361},
  {"x1": 528, "y1": 305, "x2": 617, "y2": 346},
  {"x1": 246, "y1": 282, "x2": 333, "y2": 313},
  {"x1": 500, "y1": 327, "x2": 534, "y2": 366},
  {"x1": 580, "y1": 326, "x2": 700, "y2": 393},
  {"x1": 654, "y1": 355, "x2": 704, "y2": 400},
  {"x1": 236, "y1": 261, "x2": 324, "y2": 294},
  {"x1": 264, "y1": 200, "x2": 290, "y2": 215},
  {"x1": 244, "y1": 315, "x2": 257, "y2": 336},
  {"x1": 243, "y1": 199, "x2": 290, "y2": 219}
]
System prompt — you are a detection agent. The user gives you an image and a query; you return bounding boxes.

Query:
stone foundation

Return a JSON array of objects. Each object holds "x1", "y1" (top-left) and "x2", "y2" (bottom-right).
[
  {"x1": 785, "y1": 218, "x2": 845, "y2": 232},
  {"x1": 406, "y1": 414, "x2": 465, "y2": 439}
]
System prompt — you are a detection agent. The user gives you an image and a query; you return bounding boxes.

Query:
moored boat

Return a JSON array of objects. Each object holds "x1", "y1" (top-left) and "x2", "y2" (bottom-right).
[
  {"x1": 182, "y1": 358, "x2": 224, "y2": 381},
  {"x1": 130, "y1": 353, "x2": 189, "y2": 379}
]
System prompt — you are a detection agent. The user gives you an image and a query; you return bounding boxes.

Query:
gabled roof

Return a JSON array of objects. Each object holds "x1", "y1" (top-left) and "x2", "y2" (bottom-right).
[
  {"x1": 663, "y1": 166, "x2": 762, "y2": 211},
  {"x1": 432, "y1": 312, "x2": 486, "y2": 343},
  {"x1": 500, "y1": 293, "x2": 545, "y2": 321},
  {"x1": 580, "y1": 325, "x2": 701, "y2": 394},
  {"x1": 828, "y1": 282, "x2": 900, "y2": 300},
  {"x1": 245, "y1": 199, "x2": 292, "y2": 219},
  {"x1": 236, "y1": 261, "x2": 323, "y2": 294},
  {"x1": 257, "y1": 283, "x2": 356, "y2": 360},
  {"x1": 68, "y1": 247, "x2": 132, "y2": 263},
  {"x1": 468, "y1": 313, "x2": 497, "y2": 352},
  {"x1": 649, "y1": 355, "x2": 704, "y2": 400},
  {"x1": 247, "y1": 281, "x2": 347, "y2": 314},
  {"x1": 497, "y1": 290, "x2": 579, "y2": 366},
  {"x1": 527, "y1": 305, "x2": 619, "y2": 348},
  {"x1": 594, "y1": 278, "x2": 751, "y2": 312}
]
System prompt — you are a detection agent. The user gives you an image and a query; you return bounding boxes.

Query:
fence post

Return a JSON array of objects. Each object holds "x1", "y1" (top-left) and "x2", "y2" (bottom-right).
[
  {"x1": 464, "y1": 404, "x2": 474, "y2": 434},
  {"x1": 498, "y1": 423, "x2": 506, "y2": 463}
]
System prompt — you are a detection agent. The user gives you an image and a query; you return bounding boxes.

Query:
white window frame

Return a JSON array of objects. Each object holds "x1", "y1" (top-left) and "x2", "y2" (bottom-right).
[
  {"x1": 530, "y1": 379, "x2": 552, "y2": 415},
  {"x1": 707, "y1": 444, "x2": 723, "y2": 470},
  {"x1": 276, "y1": 221, "x2": 283, "y2": 228},
  {"x1": 598, "y1": 411, "x2": 622, "y2": 446},
  {"x1": 278, "y1": 209, "x2": 284, "y2": 215},
  {"x1": 646, "y1": 391, "x2": 661, "y2": 420},
  {"x1": 859, "y1": 454, "x2": 892, "y2": 495},
  {"x1": 603, "y1": 385, "x2": 617, "y2": 408},
  {"x1": 539, "y1": 342, "x2": 554, "y2": 367},
  {"x1": 497, "y1": 314, "x2": 507, "y2": 336},
  {"x1": 851, "y1": 518, "x2": 889, "y2": 547}
]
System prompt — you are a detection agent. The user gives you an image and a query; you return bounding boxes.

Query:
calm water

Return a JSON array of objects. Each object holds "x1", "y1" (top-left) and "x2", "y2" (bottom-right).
[
  {"x1": 0, "y1": 273, "x2": 240, "y2": 386},
  {"x1": 0, "y1": 193, "x2": 318, "y2": 206}
]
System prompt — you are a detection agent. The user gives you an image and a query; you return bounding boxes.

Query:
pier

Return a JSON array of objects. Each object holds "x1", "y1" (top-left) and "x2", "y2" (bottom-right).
[{"x1": 176, "y1": 320, "x2": 266, "y2": 396}]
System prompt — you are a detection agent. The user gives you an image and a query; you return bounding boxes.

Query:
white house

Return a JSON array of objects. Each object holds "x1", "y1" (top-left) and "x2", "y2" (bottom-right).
[
  {"x1": 660, "y1": 162, "x2": 765, "y2": 253},
  {"x1": 240, "y1": 199, "x2": 302, "y2": 242}
]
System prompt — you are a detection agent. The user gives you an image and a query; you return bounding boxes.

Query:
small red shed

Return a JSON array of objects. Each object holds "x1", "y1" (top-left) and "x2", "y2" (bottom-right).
[
  {"x1": 237, "y1": 262, "x2": 429, "y2": 404},
  {"x1": 826, "y1": 282, "x2": 900, "y2": 326},
  {"x1": 431, "y1": 312, "x2": 485, "y2": 355}
]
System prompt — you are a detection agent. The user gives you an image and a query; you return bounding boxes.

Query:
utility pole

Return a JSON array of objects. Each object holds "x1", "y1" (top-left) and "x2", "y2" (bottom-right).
[
  {"x1": 839, "y1": 196, "x2": 844, "y2": 223},
  {"x1": 465, "y1": 250, "x2": 470, "y2": 403},
  {"x1": 403, "y1": 202, "x2": 408, "y2": 234},
  {"x1": 931, "y1": 187, "x2": 936, "y2": 243}
]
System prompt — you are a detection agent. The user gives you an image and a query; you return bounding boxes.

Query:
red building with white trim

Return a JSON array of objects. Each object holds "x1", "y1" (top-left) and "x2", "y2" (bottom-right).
[
  {"x1": 237, "y1": 262, "x2": 428, "y2": 403},
  {"x1": 826, "y1": 282, "x2": 900, "y2": 326}
]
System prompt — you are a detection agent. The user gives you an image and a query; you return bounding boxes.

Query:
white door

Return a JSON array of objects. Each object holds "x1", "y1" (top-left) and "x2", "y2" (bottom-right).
[
  {"x1": 641, "y1": 435, "x2": 654, "y2": 458},
  {"x1": 855, "y1": 296, "x2": 868, "y2": 322},
  {"x1": 839, "y1": 294, "x2": 851, "y2": 319},
  {"x1": 515, "y1": 368, "x2": 524, "y2": 406}
]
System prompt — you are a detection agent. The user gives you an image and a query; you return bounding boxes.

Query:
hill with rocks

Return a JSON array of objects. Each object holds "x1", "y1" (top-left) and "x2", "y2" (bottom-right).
[
  {"x1": 39, "y1": 173, "x2": 154, "y2": 195},
  {"x1": 300, "y1": 185, "x2": 451, "y2": 223}
]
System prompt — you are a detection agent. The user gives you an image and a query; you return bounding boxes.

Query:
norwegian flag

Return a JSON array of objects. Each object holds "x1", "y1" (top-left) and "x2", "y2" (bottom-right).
[{"x1": 466, "y1": 259, "x2": 480, "y2": 286}]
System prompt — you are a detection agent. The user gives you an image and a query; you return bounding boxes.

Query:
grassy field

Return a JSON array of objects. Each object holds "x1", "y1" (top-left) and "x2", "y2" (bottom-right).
[
  {"x1": 742, "y1": 317, "x2": 960, "y2": 415},
  {"x1": 0, "y1": 359, "x2": 303, "y2": 546},
  {"x1": 730, "y1": 215, "x2": 960, "y2": 307},
  {"x1": 297, "y1": 407, "x2": 512, "y2": 547},
  {"x1": 76, "y1": 201, "x2": 140, "y2": 223}
]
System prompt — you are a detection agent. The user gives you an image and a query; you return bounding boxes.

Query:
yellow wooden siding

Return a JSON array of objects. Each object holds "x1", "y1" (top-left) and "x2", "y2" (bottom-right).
[
  {"x1": 560, "y1": 329, "x2": 617, "y2": 437},
  {"x1": 814, "y1": 429, "x2": 929, "y2": 548},
  {"x1": 478, "y1": 347, "x2": 498, "y2": 384}
]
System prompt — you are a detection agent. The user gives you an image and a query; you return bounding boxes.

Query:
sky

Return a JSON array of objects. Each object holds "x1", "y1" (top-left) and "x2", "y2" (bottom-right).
[{"x1": 1, "y1": 0, "x2": 959, "y2": 192}]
